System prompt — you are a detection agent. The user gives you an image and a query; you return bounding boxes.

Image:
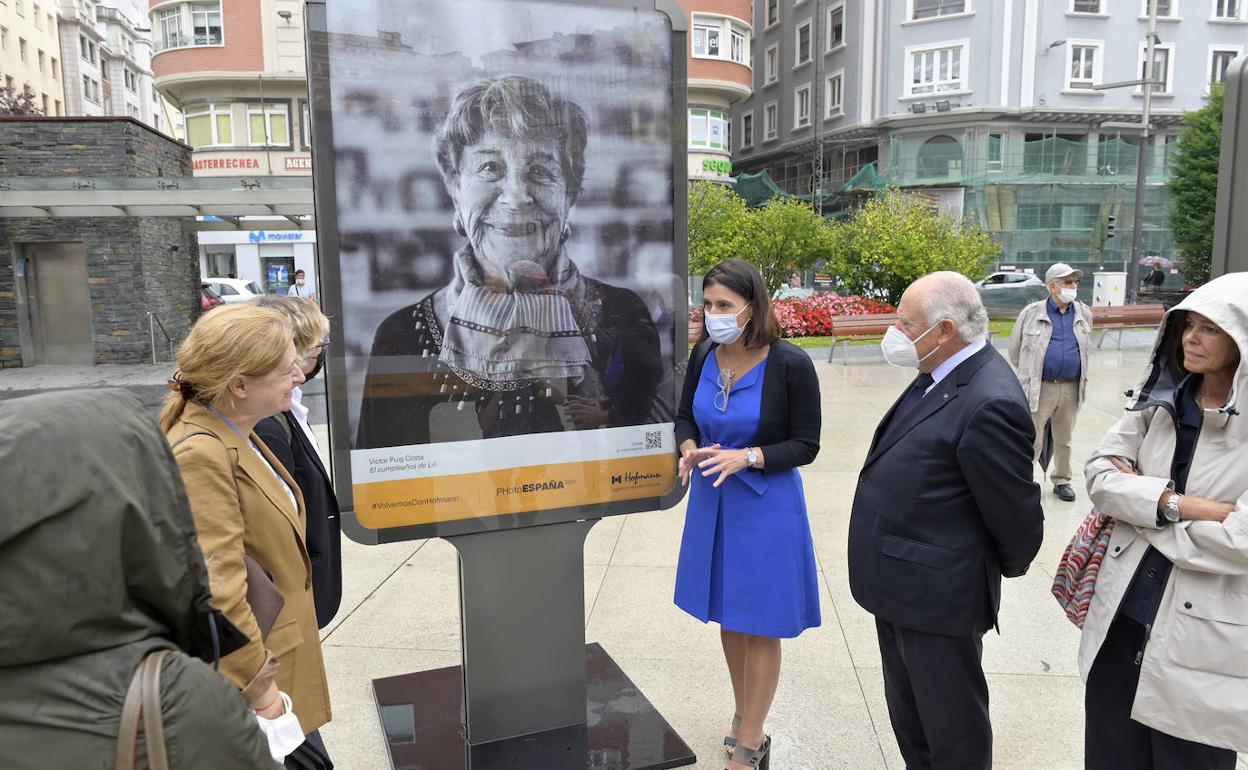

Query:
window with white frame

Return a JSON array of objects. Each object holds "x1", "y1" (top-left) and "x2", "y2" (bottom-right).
[
  {"x1": 124, "y1": 68, "x2": 136, "y2": 92},
  {"x1": 910, "y1": 0, "x2": 967, "y2": 20},
  {"x1": 191, "y1": 3, "x2": 223, "y2": 45},
  {"x1": 794, "y1": 83, "x2": 811, "y2": 127},
  {"x1": 1071, "y1": 0, "x2": 1102, "y2": 12},
  {"x1": 741, "y1": 112, "x2": 754, "y2": 148},
  {"x1": 766, "y1": 0, "x2": 779, "y2": 26},
  {"x1": 689, "y1": 108, "x2": 730, "y2": 150},
  {"x1": 154, "y1": 2, "x2": 222, "y2": 51},
  {"x1": 185, "y1": 102, "x2": 233, "y2": 147},
  {"x1": 692, "y1": 15, "x2": 750, "y2": 66},
  {"x1": 765, "y1": 44, "x2": 779, "y2": 84},
  {"x1": 825, "y1": 71, "x2": 844, "y2": 117},
  {"x1": 795, "y1": 20, "x2": 812, "y2": 66},
  {"x1": 0, "y1": 28, "x2": 7, "y2": 53},
  {"x1": 907, "y1": 41, "x2": 968, "y2": 96},
  {"x1": 1213, "y1": 0, "x2": 1243, "y2": 18},
  {"x1": 51, "y1": 57, "x2": 58, "y2": 80},
  {"x1": 987, "y1": 133, "x2": 1005, "y2": 172},
  {"x1": 827, "y1": 3, "x2": 845, "y2": 50},
  {"x1": 82, "y1": 76, "x2": 99, "y2": 103},
  {"x1": 79, "y1": 35, "x2": 95, "y2": 63},
  {"x1": 764, "y1": 101, "x2": 778, "y2": 140},
  {"x1": 1141, "y1": 0, "x2": 1175, "y2": 16},
  {"x1": 1138, "y1": 43, "x2": 1175, "y2": 93},
  {"x1": 1210, "y1": 47, "x2": 1242, "y2": 84},
  {"x1": 693, "y1": 21, "x2": 721, "y2": 58},
  {"x1": 156, "y1": 7, "x2": 186, "y2": 50},
  {"x1": 1067, "y1": 41, "x2": 1102, "y2": 89},
  {"x1": 248, "y1": 102, "x2": 290, "y2": 146}
]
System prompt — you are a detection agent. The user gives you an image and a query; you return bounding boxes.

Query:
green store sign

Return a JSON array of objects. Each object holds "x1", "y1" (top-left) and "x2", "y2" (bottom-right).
[{"x1": 702, "y1": 158, "x2": 732, "y2": 176}]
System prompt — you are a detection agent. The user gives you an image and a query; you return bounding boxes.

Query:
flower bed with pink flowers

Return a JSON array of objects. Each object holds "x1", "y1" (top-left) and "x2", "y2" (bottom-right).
[
  {"x1": 773, "y1": 295, "x2": 896, "y2": 338},
  {"x1": 687, "y1": 295, "x2": 895, "y2": 339}
]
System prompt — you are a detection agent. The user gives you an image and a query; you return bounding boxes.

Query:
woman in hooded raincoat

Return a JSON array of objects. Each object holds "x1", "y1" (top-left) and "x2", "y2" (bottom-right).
[
  {"x1": 0, "y1": 389, "x2": 277, "y2": 769},
  {"x1": 1081, "y1": 272, "x2": 1248, "y2": 768}
]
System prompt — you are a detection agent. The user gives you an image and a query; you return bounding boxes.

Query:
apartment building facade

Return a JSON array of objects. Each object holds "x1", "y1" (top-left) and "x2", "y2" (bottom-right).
[
  {"x1": 732, "y1": 0, "x2": 1248, "y2": 275},
  {"x1": 149, "y1": 0, "x2": 315, "y2": 292},
  {"x1": 0, "y1": 0, "x2": 66, "y2": 115},
  {"x1": 679, "y1": 0, "x2": 755, "y2": 185}
]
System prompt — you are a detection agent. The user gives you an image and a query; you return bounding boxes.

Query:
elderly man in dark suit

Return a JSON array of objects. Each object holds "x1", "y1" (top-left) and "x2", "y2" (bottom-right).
[{"x1": 849, "y1": 271, "x2": 1044, "y2": 770}]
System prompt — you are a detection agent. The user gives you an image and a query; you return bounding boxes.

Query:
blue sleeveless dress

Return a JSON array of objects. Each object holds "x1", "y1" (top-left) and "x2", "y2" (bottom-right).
[{"x1": 673, "y1": 349, "x2": 821, "y2": 638}]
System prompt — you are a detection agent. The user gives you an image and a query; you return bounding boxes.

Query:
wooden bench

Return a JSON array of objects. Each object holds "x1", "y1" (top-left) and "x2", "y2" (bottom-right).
[
  {"x1": 1091, "y1": 304, "x2": 1166, "y2": 349},
  {"x1": 826, "y1": 313, "x2": 901, "y2": 365}
]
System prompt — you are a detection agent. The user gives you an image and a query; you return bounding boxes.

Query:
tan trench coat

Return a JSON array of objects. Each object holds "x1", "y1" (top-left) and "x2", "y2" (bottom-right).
[
  {"x1": 168, "y1": 402, "x2": 331, "y2": 733},
  {"x1": 1008, "y1": 298, "x2": 1093, "y2": 412},
  {"x1": 1080, "y1": 272, "x2": 1248, "y2": 752}
]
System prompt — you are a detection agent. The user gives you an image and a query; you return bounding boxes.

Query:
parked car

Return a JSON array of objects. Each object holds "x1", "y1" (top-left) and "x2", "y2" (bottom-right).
[
  {"x1": 976, "y1": 271, "x2": 1044, "y2": 291},
  {"x1": 201, "y1": 283, "x2": 226, "y2": 312},
  {"x1": 203, "y1": 277, "x2": 262, "y2": 304},
  {"x1": 975, "y1": 271, "x2": 1049, "y2": 317}
]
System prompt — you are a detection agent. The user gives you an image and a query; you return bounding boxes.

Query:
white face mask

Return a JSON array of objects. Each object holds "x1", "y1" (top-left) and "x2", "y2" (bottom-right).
[
  {"x1": 295, "y1": 279, "x2": 306, "y2": 287},
  {"x1": 1058, "y1": 287, "x2": 1077, "y2": 304},
  {"x1": 705, "y1": 305, "x2": 749, "y2": 345},
  {"x1": 881, "y1": 322, "x2": 941, "y2": 369}
]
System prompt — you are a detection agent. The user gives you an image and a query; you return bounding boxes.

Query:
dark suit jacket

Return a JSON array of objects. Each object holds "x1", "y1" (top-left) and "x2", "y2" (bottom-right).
[
  {"x1": 675, "y1": 339, "x2": 820, "y2": 474},
  {"x1": 257, "y1": 412, "x2": 343, "y2": 629},
  {"x1": 848, "y1": 345, "x2": 1043, "y2": 637}
]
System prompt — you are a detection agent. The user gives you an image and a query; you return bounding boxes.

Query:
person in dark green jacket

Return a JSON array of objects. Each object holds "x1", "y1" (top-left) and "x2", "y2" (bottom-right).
[{"x1": 0, "y1": 390, "x2": 279, "y2": 769}]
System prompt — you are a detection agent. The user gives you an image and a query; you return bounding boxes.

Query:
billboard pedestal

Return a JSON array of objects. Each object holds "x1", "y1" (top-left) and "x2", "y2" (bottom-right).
[{"x1": 369, "y1": 520, "x2": 695, "y2": 769}]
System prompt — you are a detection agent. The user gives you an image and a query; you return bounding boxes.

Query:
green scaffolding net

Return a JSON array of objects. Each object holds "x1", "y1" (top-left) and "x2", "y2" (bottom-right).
[{"x1": 735, "y1": 133, "x2": 1183, "y2": 286}]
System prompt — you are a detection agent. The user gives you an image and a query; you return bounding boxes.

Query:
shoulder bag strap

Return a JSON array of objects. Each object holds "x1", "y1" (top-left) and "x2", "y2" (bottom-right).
[
  {"x1": 113, "y1": 649, "x2": 171, "y2": 770},
  {"x1": 114, "y1": 655, "x2": 146, "y2": 770},
  {"x1": 141, "y1": 650, "x2": 171, "y2": 770}
]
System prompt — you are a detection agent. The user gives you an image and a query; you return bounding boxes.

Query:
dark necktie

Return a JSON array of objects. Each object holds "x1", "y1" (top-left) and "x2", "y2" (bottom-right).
[{"x1": 889, "y1": 373, "x2": 935, "y2": 429}]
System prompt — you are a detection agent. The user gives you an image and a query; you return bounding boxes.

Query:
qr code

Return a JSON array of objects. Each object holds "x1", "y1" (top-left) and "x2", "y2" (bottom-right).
[{"x1": 645, "y1": 431, "x2": 662, "y2": 450}]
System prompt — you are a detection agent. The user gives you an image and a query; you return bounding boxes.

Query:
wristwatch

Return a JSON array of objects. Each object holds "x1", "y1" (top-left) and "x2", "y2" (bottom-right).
[
  {"x1": 1163, "y1": 492, "x2": 1183, "y2": 524},
  {"x1": 745, "y1": 447, "x2": 759, "y2": 469}
]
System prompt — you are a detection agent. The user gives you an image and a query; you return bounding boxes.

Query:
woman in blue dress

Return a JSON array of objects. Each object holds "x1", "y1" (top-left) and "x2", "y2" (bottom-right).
[{"x1": 674, "y1": 259, "x2": 822, "y2": 770}]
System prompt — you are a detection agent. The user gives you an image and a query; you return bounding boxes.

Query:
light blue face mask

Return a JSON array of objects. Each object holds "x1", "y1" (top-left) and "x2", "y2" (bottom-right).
[{"x1": 705, "y1": 305, "x2": 749, "y2": 345}]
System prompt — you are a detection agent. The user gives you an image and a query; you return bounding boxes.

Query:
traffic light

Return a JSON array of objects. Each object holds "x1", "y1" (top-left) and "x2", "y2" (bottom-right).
[{"x1": 1105, "y1": 215, "x2": 1117, "y2": 240}]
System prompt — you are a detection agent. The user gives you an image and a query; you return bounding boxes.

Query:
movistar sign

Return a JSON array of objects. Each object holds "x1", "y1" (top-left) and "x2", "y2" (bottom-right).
[{"x1": 248, "y1": 231, "x2": 306, "y2": 243}]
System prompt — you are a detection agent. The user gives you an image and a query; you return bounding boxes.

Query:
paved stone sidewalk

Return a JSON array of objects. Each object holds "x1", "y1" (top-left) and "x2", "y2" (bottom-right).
[
  {"x1": 311, "y1": 342, "x2": 1248, "y2": 769},
  {"x1": 6, "y1": 340, "x2": 1238, "y2": 768}
]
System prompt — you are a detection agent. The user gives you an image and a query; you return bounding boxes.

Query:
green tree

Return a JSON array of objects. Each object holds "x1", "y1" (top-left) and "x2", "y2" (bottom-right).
[
  {"x1": 740, "y1": 197, "x2": 840, "y2": 294},
  {"x1": 837, "y1": 188, "x2": 998, "y2": 305},
  {"x1": 1168, "y1": 86, "x2": 1223, "y2": 285},
  {"x1": 687, "y1": 180, "x2": 750, "y2": 276}
]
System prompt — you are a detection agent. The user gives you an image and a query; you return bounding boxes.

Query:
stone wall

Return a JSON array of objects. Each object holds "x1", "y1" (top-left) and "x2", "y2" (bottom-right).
[
  {"x1": 0, "y1": 117, "x2": 192, "y2": 177},
  {"x1": 0, "y1": 118, "x2": 197, "y2": 367}
]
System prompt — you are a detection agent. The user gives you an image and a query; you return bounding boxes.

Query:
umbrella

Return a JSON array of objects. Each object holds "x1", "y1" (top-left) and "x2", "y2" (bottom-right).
[
  {"x1": 1138, "y1": 255, "x2": 1174, "y2": 269},
  {"x1": 1039, "y1": 419, "x2": 1055, "y2": 474}
]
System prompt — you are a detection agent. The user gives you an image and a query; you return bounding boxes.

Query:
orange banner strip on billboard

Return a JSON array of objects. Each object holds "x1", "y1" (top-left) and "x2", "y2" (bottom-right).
[{"x1": 354, "y1": 454, "x2": 677, "y2": 528}]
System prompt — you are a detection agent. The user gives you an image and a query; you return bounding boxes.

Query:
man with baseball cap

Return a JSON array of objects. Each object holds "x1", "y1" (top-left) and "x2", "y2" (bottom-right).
[{"x1": 1008, "y1": 263, "x2": 1093, "y2": 501}]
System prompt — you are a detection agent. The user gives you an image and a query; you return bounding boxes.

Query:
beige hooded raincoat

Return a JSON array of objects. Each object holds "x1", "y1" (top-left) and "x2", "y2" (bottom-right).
[{"x1": 1080, "y1": 272, "x2": 1248, "y2": 752}]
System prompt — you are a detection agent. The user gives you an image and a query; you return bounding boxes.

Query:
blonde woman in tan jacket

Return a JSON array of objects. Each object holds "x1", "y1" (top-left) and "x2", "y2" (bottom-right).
[
  {"x1": 1082, "y1": 272, "x2": 1248, "y2": 768},
  {"x1": 162, "y1": 304, "x2": 332, "y2": 769}
]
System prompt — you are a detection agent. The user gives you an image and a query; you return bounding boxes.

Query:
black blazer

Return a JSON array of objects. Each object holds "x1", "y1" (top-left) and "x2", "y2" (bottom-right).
[
  {"x1": 674, "y1": 339, "x2": 820, "y2": 474},
  {"x1": 256, "y1": 413, "x2": 342, "y2": 629},
  {"x1": 847, "y1": 345, "x2": 1043, "y2": 637}
]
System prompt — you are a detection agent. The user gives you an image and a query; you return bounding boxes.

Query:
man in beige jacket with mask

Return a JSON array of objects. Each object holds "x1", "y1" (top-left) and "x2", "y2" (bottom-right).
[{"x1": 1008, "y1": 263, "x2": 1093, "y2": 501}]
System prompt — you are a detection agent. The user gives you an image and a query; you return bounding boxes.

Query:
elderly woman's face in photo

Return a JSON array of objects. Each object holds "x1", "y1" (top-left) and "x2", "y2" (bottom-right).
[{"x1": 452, "y1": 130, "x2": 572, "y2": 283}]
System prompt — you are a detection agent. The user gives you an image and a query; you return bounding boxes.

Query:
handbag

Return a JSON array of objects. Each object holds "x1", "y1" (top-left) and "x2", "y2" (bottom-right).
[
  {"x1": 1051, "y1": 508, "x2": 1115, "y2": 628},
  {"x1": 114, "y1": 649, "x2": 172, "y2": 770}
]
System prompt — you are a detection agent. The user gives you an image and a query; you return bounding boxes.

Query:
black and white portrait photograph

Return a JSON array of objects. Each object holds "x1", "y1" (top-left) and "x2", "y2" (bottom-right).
[
  {"x1": 323, "y1": 0, "x2": 678, "y2": 453},
  {"x1": 314, "y1": 0, "x2": 682, "y2": 526}
]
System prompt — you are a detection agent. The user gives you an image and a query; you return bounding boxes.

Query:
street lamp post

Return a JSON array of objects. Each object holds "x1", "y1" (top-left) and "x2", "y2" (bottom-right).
[
  {"x1": 1127, "y1": 0, "x2": 1160, "y2": 304},
  {"x1": 1091, "y1": 0, "x2": 1160, "y2": 305}
]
